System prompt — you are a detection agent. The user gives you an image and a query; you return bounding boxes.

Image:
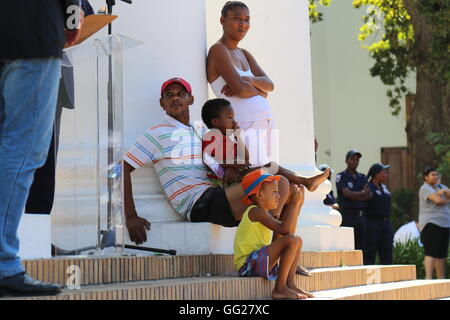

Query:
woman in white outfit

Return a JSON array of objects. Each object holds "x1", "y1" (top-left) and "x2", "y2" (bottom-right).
[{"x1": 207, "y1": 1, "x2": 275, "y2": 166}]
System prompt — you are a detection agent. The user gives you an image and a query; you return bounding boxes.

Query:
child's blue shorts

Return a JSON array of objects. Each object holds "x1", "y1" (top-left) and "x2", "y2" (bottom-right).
[{"x1": 237, "y1": 246, "x2": 279, "y2": 281}]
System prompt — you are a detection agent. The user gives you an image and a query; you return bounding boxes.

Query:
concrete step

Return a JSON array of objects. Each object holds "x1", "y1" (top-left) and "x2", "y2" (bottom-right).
[
  {"x1": 9, "y1": 264, "x2": 417, "y2": 300},
  {"x1": 312, "y1": 279, "x2": 450, "y2": 300},
  {"x1": 123, "y1": 222, "x2": 238, "y2": 255},
  {"x1": 52, "y1": 222, "x2": 232, "y2": 255},
  {"x1": 53, "y1": 221, "x2": 356, "y2": 256},
  {"x1": 21, "y1": 251, "x2": 363, "y2": 287}
]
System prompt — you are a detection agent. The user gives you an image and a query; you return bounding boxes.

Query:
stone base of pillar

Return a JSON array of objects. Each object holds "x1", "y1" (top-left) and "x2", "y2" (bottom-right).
[
  {"x1": 123, "y1": 222, "x2": 237, "y2": 255},
  {"x1": 18, "y1": 214, "x2": 52, "y2": 259},
  {"x1": 297, "y1": 225, "x2": 355, "y2": 251}
]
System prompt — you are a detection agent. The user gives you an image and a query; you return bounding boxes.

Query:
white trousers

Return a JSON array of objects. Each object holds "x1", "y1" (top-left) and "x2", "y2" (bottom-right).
[{"x1": 237, "y1": 118, "x2": 276, "y2": 167}]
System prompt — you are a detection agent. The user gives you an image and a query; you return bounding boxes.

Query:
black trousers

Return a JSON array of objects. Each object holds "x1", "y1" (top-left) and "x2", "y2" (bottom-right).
[
  {"x1": 25, "y1": 131, "x2": 56, "y2": 214},
  {"x1": 364, "y1": 217, "x2": 393, "y2": 265},
  {"x1": 341, "y1": 209, "x2": 367, "y2": 252},
  {"x1": 25, "y1": 104, "x2": 63, "y2": 214}
]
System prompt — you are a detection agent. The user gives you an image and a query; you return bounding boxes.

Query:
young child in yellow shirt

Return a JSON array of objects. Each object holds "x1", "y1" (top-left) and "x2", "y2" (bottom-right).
[{"x1": 233, "y1": 169, "x2": 314, "y2": 299}]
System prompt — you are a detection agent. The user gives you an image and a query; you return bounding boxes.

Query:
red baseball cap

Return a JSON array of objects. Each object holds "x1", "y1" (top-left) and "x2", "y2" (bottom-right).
[
  {"x1": 241, "y1": 169, "x2": 281, "y2": 205},
  {"x1": 160, "y1": 77, "x2": 192, "y2": 96}
]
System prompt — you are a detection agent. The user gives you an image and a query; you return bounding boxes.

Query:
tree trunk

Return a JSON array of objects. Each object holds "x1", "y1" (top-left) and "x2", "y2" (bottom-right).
[{"x1": 404, "y1": 2, "x2": 450, "y2": 187}]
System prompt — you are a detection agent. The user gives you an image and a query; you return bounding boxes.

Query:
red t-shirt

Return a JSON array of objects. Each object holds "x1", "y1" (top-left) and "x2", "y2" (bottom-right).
[{"x1": 202, "y1": 131, "x2": 237, "y2": 165}]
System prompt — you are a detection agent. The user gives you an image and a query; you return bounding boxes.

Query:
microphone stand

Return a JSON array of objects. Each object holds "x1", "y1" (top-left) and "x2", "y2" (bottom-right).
[{"x1": 104, "y1": 0, "x2": 132, "y2": 250}]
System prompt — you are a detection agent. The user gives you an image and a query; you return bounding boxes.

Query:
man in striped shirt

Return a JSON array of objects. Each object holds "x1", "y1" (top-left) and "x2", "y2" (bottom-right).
[
  {"x1": 123, "y1": 78, "x2": 251, "y2": 244},
  {"x1": 123, "y1": 78, "x2": 330, "y2": 246}
]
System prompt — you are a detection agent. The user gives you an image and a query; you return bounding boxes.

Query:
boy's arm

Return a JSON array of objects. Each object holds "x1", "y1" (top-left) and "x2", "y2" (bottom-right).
[
  {"x1": 248, "y1": 185, "x2": 304, "y2": 235},
  {"x1": 248, "y1": 206, "x2": 286, "y2": 234}
]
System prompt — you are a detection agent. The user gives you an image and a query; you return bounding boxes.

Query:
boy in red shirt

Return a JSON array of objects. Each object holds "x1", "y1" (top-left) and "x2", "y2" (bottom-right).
[
  {"x1": 201, "y1": 98, "x2": 330, "y2": 192},
  {"x1": 201, "y1": 98, "x2": 250, "y2": 185}
]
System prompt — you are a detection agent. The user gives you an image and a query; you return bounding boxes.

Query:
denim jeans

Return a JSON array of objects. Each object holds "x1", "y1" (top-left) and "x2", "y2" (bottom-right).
[{"x1": 0, "y1": 57, "x2": 61, "y2": 279}]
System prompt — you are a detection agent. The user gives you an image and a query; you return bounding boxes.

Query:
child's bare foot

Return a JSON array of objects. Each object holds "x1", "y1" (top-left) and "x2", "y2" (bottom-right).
[
  {"x1": 301, "y1": 168, "x2": 330, "y2": 192},
  {"x1": 272, "y1": 287, "x2": 306, "y2": 300},
  {"x1": 288, "y1": 285, "x2": 315, "y2": 298}
]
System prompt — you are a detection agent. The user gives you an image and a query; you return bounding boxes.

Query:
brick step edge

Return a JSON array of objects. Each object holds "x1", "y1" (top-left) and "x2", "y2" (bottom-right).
[
  {"x1": 13, "y1": 265, "x2": 417, "y2": 300},
  {"x1": 312, "y1": 279, "x2": 450, "y2": 300},
  {"x1": 22, "y1": 251, "x2": 364, "y2": 286}
]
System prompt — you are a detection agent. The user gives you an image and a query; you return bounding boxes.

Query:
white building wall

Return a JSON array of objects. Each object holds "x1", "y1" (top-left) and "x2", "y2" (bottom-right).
[
  {"x1": 87, "y1": 0, "x2": 209, "y2": 144},
  {"x1": 310, "y1": 0, "x2": 413, "y2": 185}
]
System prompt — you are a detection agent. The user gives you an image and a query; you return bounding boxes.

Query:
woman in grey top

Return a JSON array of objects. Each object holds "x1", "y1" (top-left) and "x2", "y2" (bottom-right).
[{"x1": 418, "y1": 167, "x2": 450, "y2": 279}]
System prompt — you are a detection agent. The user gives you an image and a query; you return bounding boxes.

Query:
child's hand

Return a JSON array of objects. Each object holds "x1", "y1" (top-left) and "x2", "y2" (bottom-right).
[
  {"x1": 223, "y1": 167, "x2": 241, "y2": 184},
  {"x1": 290, "y1": 184, "x2": 305, "y2": 206}
]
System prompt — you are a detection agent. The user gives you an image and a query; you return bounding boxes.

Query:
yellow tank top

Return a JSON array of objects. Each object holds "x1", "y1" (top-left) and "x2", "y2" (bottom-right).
[{"x1": 233, "y1": 205, "x2": 274, "y2": 270}]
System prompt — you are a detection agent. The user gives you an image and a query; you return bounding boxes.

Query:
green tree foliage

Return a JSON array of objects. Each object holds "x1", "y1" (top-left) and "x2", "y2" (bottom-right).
[
  {"x1": 310, "y1": 0, "x2": 450, "y2": 182},
  {"x1": 426, "y1": 133, "x2": 450, "y2": 185},
  {"x1": 309, "y1": 0, "x2": 450, "y2": 114},
  {"x1": 352, "y1": 0, "x2": 415, "y2": 115},
  {"x1": 309, "y1": 0, "x2": 332, "y2": 23},
  {"x1": 352, "y1": 0, "x2": 449, "y2": 116}
]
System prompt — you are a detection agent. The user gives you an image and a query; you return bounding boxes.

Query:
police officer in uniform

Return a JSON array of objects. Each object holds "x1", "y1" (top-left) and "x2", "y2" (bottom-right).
[
  {"x1": 364, "y1": 163, "x2": 393, "y2": 265},
  {"x1": 336, "y1": 150, "x2": 371, "y2": 251}
]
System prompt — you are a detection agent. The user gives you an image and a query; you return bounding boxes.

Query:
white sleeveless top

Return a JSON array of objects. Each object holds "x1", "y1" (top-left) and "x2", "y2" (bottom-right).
[{"x1": 210, "y1": 67, "x2": 273, "y2": 122}]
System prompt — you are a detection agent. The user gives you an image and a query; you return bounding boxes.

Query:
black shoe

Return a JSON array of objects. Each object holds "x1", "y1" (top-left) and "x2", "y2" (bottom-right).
[
  {"x1": 295, "y1": 266, "x2": 313, "y2": 277},
  {"x1": 0, "y1": 272, "x2": 61, "y2": 297}
]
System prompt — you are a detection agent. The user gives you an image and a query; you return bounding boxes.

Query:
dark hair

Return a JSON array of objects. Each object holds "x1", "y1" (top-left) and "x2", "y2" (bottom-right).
[
  {"x1": 221, "y1": 1, "x2": 249, "y2": 17},
  {"x1": 201, "y1": 98, "x2": 232, "y2": 129},
  {"x1": 423, "y1": 167, "x2": 437, "y2": 178}
]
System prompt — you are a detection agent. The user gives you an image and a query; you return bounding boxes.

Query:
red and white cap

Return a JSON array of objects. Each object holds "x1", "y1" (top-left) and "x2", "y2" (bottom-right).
[{"x1": 160, "y1": 77, "x2": 192, "y2": 96}]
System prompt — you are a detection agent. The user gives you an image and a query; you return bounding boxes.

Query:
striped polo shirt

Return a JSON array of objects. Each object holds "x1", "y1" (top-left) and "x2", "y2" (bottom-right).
[{"x1": 124, "y1": 114, "x2": 214, "y2": 220}]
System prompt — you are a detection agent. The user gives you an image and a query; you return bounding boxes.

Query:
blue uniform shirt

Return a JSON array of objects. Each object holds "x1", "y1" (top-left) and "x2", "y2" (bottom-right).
[
  {"x1": 366, "y1": 182, "x2": 391, "y2": 218},
  {"x1": 336, "y1": 170, "x2": 368, "y2": 210}
]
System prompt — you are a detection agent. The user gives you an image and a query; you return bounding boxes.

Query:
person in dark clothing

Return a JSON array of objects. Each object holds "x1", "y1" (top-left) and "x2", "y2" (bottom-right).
[
  {"x1": 26, "y1": 0, "x2": 94, "y2": 215},
  {"x1": 336, "y1": 150, "x2": 371, "y2": 251},
  {"x1": 0, "y1": 0, "x2": 82, "y2": 297},
  {"x1": 364, "y1": 163, "x2": 393, "y2": 265}
]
